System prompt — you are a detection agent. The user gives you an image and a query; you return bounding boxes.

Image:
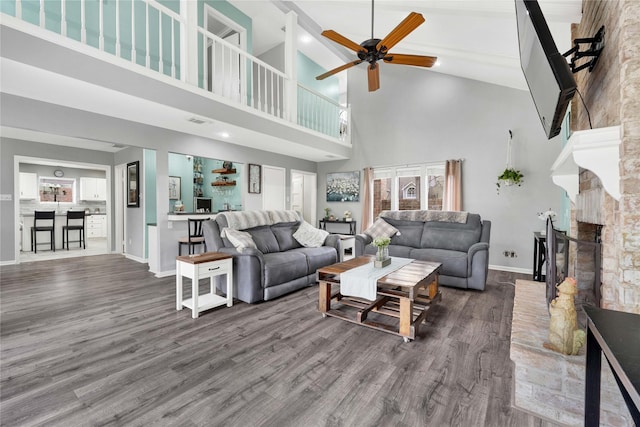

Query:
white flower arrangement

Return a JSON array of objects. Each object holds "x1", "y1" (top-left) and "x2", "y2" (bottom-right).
[
  {"x1": 344, "y1": 210, "x2": 352, "y2": 218},
  {"x1": 537, "y1": 209, "x2": 557, "y2": 221},
  {"x1": 372, "y1": 236, "x2": 391, "y2": 248}
]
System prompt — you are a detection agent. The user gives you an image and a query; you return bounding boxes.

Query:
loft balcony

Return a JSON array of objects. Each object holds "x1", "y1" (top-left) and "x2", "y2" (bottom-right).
[{"x1": 0, "y1": 0, "x2": 352, "y2": 161}]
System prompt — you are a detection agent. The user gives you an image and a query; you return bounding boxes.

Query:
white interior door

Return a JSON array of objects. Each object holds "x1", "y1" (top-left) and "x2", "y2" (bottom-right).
[
  {"x1": 114, "y1": 163, "x2": 126, "y2": 254},
  {"x1": 291, "y1": 170, "x2": 317, "y2": 224},
  {"x1": 262, "y1": 165, "x2": 286, "y2": 211}
]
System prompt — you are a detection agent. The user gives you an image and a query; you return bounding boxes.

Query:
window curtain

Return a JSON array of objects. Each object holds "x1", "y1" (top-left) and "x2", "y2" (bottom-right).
[
  {"x1": 361, "y1": 167, "x2": 373, "y2": 230},
  {"x1": 443, "y1": 160, "x2": 462, "y2": 211}
]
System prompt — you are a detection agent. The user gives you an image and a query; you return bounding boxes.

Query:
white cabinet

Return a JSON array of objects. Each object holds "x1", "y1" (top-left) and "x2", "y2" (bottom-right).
[
  {"x1": 80, "y1": 177, "x2": 107, "y2": 201},
  {"x1": 19, "y1": 172, "x2": 38, "y2": 200},
  {"x1": 87, "y1": 215, "x2": 107, "y2": 238}
]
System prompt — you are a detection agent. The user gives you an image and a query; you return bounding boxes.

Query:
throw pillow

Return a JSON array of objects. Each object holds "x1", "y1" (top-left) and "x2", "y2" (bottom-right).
[
  {"x1": 363, "y1": 218, "x2": 400, "y2": 239},
  {"x1": 221, "y1": 228, "x2": 257, "y2": 252},
  {"x1": 293, "y1": 220, "x2": 329, "y2": 248}
]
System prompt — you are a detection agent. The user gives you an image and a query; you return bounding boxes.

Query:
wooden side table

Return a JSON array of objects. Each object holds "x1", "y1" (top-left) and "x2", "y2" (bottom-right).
[{"x1": 176, "y1": 252, "x2": 233, "y2": 318}]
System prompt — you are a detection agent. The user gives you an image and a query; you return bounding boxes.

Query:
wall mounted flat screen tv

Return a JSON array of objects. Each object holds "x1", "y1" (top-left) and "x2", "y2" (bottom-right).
[{"x1": 515, "y1": 0, "x2": 576, "y2": 139}]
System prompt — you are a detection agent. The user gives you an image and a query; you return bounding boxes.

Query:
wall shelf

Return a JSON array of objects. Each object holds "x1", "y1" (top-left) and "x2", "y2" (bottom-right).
[
  {"x1": 211, "y1": 181, "x2": 236, "y2": 187},
  {"x1": 212, "y1": 168, "x2": 236, "y2": 174}
]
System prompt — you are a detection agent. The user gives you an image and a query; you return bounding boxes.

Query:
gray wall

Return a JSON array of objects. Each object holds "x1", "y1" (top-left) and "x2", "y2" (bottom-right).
[{"x1": 318, "y1": 65, "x2": 565, "y2": 272}]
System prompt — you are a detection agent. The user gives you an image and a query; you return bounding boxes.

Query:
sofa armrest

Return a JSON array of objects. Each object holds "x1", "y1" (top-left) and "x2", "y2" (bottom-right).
[
  {"x1": 355, "y1": 233, "x2": 372, "y2": 256},
  {"x1": 323, "y1": 234, "x2": 341, "y2": 253},
  {"x1": 467, "y1": 242, "x2": 490, "y2": 291},
  {"x1": 217, "y1": 247, "x2": 266, "y2": 304}
]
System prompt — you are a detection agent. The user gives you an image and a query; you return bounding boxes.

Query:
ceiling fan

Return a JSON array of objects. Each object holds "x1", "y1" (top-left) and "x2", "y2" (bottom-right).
[{"x1": 316, "y1": 0, "x2": 437, "y2": 92}]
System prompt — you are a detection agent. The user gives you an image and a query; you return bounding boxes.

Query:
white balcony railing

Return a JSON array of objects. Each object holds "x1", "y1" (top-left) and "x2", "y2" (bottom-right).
[{"x1": 3, "y1": 0, "x2": 350, "y2": 144}]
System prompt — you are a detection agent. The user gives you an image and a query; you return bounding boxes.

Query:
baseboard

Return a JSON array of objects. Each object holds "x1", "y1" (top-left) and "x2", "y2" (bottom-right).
[
  {"x1": 154, "y1": 270, "x2": 176, "y2": 278},
  {"x1": 124, "y1": 253, "x2": 147, "y2": 264},
  {"x1": 489, "y1": 264, "x2": 532, "y2": 275},
  {"x1": 0, "y1": 260, "x2": 18, "y2": 266}
]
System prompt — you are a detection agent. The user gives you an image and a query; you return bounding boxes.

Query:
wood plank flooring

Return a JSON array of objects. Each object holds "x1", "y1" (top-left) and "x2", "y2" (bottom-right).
[{"x1": 0, "y1": 255, "x2": 558, "y2": 426}]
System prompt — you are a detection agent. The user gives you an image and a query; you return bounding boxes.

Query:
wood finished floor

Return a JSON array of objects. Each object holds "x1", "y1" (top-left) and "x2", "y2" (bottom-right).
[{"x1": 0, "y1": 255, "x2": 558, "y2": 427}]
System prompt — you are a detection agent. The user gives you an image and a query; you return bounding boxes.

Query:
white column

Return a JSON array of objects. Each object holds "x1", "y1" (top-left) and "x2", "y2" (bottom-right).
[
  {"x1": 284, "y1": 11, "x2": 298, "y2": 123},
  {"x1": 181, "y1": 0, "x2": 198, "y2": 85}
]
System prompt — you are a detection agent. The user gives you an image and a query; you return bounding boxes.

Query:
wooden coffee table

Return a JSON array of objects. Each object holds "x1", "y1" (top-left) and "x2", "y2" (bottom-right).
[{"x1": 316, "y1": 255, "x2": 442, "y2": 342}]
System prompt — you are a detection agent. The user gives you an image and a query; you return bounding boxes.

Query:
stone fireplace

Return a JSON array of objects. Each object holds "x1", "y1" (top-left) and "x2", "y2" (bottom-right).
[{"x1": 510, "y1": 1, "x2": 639, "y2": 424}]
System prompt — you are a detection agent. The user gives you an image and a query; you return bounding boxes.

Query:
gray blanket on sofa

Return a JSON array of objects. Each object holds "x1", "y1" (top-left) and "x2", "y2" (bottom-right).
[{"x1": 380, "y1": 210, "x2": 468, "y2": 223}]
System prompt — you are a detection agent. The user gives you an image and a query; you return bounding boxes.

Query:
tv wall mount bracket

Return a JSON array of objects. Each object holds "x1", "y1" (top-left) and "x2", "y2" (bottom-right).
[{"x1": 563, "y1": 25, "x2": 605, "y2": 73}]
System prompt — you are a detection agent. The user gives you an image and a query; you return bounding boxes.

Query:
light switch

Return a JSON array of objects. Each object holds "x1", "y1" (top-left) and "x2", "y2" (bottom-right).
[{"x1": 0, "y1": 194, "x2": 12, "y2": 201}]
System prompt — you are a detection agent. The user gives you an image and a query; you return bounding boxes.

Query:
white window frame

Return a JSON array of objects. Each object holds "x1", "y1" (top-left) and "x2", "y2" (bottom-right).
[{"x1": 373, "y1": 162, "x2": 445, "y2": 211}]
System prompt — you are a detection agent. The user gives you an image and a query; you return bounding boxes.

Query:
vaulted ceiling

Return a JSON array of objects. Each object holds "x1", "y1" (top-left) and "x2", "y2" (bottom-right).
[{"x1": 231, "y1": 0, "x2": 583, "y2": 91}]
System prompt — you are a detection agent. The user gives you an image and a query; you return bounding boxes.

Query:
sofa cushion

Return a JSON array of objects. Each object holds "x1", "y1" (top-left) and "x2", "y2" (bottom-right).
[
  {"x1": 409, "y1": 248, "x2": 468, "y2": 277},
  {"x1": 383, "y1": 218, "x2": 424, "y2": 248},
  {"x1": 272, "y1": 221, "x2": 303, "y2": 251},
  {"x1": 420, "y1": 214, "x2": 482, "y2": 252},
  {"x1": 221, "y1": 228, "x2": 257, "y2": 252},
  {"x1": 263, "y1": 252, "x2": 308, "y2": 287},
  {"x1": 246, "y1": 225, "x2": 280, "y2": 254},
  {"x1": 293, "y1": 221, "x2": 329, "y2": 248},
  {"x1": 291, "y1": 247, "x2": 337, "y2": 274},
  {"x1": 364, "y1": 218, "x2": 400, "y2": 239}
]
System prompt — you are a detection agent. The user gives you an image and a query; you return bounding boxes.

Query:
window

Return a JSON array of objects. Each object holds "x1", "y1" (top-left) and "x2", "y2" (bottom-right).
[
  {"x1": 39, "y1": 177, "x2": 76, "y2": 204},
  {"x1": 372, "y1": 163, "x2": 445, "y2": 215}
]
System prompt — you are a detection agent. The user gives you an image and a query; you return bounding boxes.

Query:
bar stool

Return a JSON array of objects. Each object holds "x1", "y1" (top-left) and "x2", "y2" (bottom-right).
[
  {"x1": 62, "y1": 211, "x2": 86, "y2": 250},
  {"x1": 31, "y1": 211, "x2": 56, "y2": 253},
  {"x1": 178, "y1": 218, "x2": 207, "y2": 255}
]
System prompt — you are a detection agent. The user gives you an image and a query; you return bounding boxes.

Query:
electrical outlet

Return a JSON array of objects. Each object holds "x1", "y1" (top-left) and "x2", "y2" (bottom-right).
[
  {"x1": 510, "y1": 251, "x2": 518, "y2": 258},
  {"x1": 128, "y1": 239, "x2": 132, "y2": 245}
]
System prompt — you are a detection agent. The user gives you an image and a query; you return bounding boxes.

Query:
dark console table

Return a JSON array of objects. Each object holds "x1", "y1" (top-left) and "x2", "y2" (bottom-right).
[
  {"x1": 532, "y1": 232, "x2": 546, "y2": 282},
  {"x1": 584, "y1": 306, "x2": 640, "y2": 426},
  {"x1": 319, "y1": 219, "x2": 356, "y2": 235}
]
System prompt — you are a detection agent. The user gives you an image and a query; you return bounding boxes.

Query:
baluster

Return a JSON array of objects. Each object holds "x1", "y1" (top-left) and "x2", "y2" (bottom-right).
[
  {"x1": 276, "y1": 75, "x2": 280, "y2": 117},
  {"x1": 131, "y1": 0, "x2": 137, "y2": 63},
  {"x1": 203, "y1": 35, "x2": 209, "y2": 91},
  {"x1": 240, "y1": 53, "x2": 247, "y2": 106},
  {"x1": 170, "y1": 19, "x2": 175, "y2": 78},
  {"x1": 81, "y1": 0, "x2": 86, "y2": 43},
  {"x1": 270, "y1": 70, "x2": 275, "y2": 114},
  {"x1": 61, "y1": 0, "x2": 66, "y2": 36},
  {"x1": 262, "y1": 66, "x2": 267, "y2": 112},
  {"x1": 115, "y1": 0, "x2": 119, "y2": 56},
  {"x1": 257, "y1": 65, "x2": 262, "y2": 112},
  {"x1": 39, "y1": 0, "x2": 44, "y2": 28},
  {"x1": 145, "y1": 2, "x2": 150, "y2": 68},
  {"x1": 16, "y1": 0, "x2": 22, "y2": 19},
  {"x1": 99, "y1": 0, "x2": 104, "y2": 50},
  {"x1": 158, "y1": 10, "x2": 163, "y2": 74}
]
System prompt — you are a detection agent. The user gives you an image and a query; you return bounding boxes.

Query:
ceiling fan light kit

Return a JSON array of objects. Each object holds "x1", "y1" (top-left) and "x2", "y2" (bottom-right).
[{"x1": 316, "y1": 1, "x2": 437, "y2": 92}]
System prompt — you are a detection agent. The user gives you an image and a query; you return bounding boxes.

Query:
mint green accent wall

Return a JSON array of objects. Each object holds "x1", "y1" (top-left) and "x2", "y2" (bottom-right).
[
  {"x1": 297, "y1": 52, "x2": 339, "y2": 101},
  {"x1": 168, "y1": 152, "x2": 194, "y2": 212},
  {"x1": 144, "y1": 148, "x2": 157, "y2": 258},
  {"x1": 558, "y1": 109, "x2": 572, "y2": 232},
  {"x1": 209, "y1": 160, "x2": 243, "y2": 212}
]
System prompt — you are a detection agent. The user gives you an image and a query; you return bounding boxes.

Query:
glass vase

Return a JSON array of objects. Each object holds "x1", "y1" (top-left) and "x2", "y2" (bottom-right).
[{"x1": 376, "y1": 245, "x2": 389, "y2": 261}]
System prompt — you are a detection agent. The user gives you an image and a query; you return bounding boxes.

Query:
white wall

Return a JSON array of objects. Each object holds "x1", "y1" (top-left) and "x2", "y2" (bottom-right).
[{"x1": 318, "y1": 65, "x2": 565, "y2": 272}]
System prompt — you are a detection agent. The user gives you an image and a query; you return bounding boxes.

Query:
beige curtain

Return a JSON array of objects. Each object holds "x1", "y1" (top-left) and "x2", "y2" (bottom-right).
[
  {"x1": 444, "y1": 160, "x2": 462, "y2": 211},
  {"x1": 361, "y1": 167, "x2": 374, "y2": 230}
]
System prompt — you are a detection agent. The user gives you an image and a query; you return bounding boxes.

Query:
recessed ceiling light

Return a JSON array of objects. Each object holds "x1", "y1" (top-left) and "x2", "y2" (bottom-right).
[
  {"x1": 300, "y1": 34, "x2": 312, "y2": 44},
  {"x1": 435, "y1": 60, "x2": 442, "y2": 67},
  {"x1": 220, "y1": 132, "x2": 230, "y2": 138}
]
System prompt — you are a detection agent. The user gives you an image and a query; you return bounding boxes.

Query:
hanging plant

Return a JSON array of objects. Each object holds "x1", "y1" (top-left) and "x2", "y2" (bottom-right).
[
  {"x1": 496, "y1": 167, "x2": 524, "y2": 193},
  {"x1": 496, "y1": 130, "x2": 524, "y2": 194}
]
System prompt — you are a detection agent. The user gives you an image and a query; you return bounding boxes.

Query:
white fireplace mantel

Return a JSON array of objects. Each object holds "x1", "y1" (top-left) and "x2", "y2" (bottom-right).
[{"x1": 550, "y1": 125, "x2": 621, "y2": 202}]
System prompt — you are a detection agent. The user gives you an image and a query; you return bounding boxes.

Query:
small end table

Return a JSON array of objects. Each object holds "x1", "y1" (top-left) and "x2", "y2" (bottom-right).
[{"x1": 176, "y1": 252, "x2": 233, "y2": 318}]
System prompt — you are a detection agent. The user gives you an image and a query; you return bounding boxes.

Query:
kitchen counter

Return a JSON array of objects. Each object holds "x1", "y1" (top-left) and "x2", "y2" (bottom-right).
[{"x1": 21, "y1": 211, "x2": 106, "y2": 216}]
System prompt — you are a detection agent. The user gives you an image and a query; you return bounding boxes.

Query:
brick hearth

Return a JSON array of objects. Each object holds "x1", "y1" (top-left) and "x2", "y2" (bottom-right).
[{"x1": 510, "y1": 280, "x2": 632, "y2": 426}]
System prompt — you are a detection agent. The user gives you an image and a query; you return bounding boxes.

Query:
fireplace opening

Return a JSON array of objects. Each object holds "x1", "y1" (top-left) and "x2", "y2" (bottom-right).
[{"x1": 545, "y1": 218, "x2": 602, "y2": 325}]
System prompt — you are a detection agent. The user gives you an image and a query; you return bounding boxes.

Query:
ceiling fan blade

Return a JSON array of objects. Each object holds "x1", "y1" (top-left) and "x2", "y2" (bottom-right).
[
  {"x1": 368, "y1": 64, "x2": 380, "y2": 92},
  {"x1": 321, "y1": 30, "x2": 364, "y2": 53},
  {"x1": 383, "y1": 53, "x2": 438, "y2": 67},
  {"x1": 376, "y1": 12, "x2": 425, "y2": 52},
  {"x1": 316, "y1": 60, "x2": 363, "y2": 80}
]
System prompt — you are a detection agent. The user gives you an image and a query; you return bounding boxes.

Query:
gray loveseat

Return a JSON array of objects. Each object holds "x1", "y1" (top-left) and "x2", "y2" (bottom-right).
[
  {"x1": 355, "y1": 211, "x2": 491, "y2": 290},
  {"x1": 203, "y1": 210, "x2": 340, "y2": 303}
]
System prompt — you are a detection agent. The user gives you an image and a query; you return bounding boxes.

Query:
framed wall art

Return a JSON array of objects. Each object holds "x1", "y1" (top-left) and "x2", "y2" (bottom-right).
[
  {"x1": 326, "y1": 171, "x2": 360, "y2": 202},
  {"x1": 248, "y1": 164, "x2": 261, "y2": 194},
  {"x1": 127, "y1": 161, "x2": 140, "y2": 207},
  {"x1": 168, "y1": 176, "x2": 181, "y2": 200}
]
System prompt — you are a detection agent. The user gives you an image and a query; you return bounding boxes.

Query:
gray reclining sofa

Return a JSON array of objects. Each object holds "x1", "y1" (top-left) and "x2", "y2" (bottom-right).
[
  {"x1": 203, "y1": 210, "x2": 340, "y2": 303},
  {"x1": 355, "y1": 211, "x2": 491, "y2": 290}
]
